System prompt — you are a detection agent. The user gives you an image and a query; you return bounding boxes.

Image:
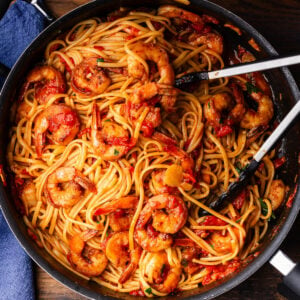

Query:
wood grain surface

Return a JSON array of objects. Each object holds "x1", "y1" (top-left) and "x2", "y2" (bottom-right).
[{"x1": 36, "y1": 1, "x2": 300, "y2": 299}]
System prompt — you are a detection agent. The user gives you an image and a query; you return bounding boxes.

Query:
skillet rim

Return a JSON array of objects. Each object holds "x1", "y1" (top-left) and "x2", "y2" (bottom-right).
[{"x1": 0, "y1": 0, "x2": 299, "y2": 299}]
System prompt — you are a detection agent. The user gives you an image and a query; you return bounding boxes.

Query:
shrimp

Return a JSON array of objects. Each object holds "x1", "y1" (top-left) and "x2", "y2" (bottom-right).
[
  {"x1": 181, "y1": 246, "x2": 203, "y2": 275},
  {"x1": 209, "y1": 231, "x2": 234, "y2": 254},
  {"x1": 144, "y1": 251, "x2": 181, "y2": 294},
  {"x1": 134, "y1": 194, "x2": 188, "y2": 252},
  {"x1": 188, "y1": 32, "x2": 223, "y2": 55},
  {"x1": 15, "y1": 101, "x2": 34, "y2": 123},
  {"x1": 240, "y1": 92, "x2": 274, "y2": 129},
  {"x1": 158, "y1": 5, "x2": 223, "y2": 54},
  {"x1": 91, "y1": 104, "x2": 132, "y2": 161},
  {"x1": 158, "y1": 5, "x2": 204, "y2": 24},
  {"x1": 131, "y1": 82, "x2": 178, "y2": 112},
  {"x1": 128, "y1": 42, "x2": 174, "y2": 84},
  {"x1": 34, "y1": 104, "x2": 80, "y2": 157},
  {"x1": 94, "y1": 196, "x2": 138, "y2": 232},
  {"x1": 46, "y1": 167, "x2": 96, "y2": 208},
  {"x1": 71, "y1": 57, "x2": 111, "y2": 97},
  {"x1": 268, "y1": 179, "x2": 286, "y2": 210},
  {"x1": 19, "y1": 180, "x2": 37, "y2": 215},
  {"x1": 151, "y1": 169, "x2": 179, "y2": 195},
  {"x1": 69, "y1": 230, "x2": 107, "y2": 277},
  {"x1": 105, "y1": 231, "x2": 142, "y2": 283},
  {"x1": 20, "y1": 65, "x2": 66, "y2": 104},
  {"x1": 204, "y1": 92, "x2": 245, "y2": 127}
]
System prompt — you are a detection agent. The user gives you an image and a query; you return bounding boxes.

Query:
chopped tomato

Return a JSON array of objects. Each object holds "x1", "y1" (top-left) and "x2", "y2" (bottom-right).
[
  {"x1": 202, "y1": 215, "x2": 227, "y2": 226},
  {"x1": 59, "y1": 56, "x2": 74, "y2": 73},
  {"x1": 94, "y1": 45, "x2": 104, "y2": 51},
  {"x1": 202, "y1": 259, "x2": 241, "y2": 286},
  {"x1": 191, "y1": 22, "x2": 205, "y2": 33},
  {"x1": 202, "y1": 14, "x2": 219, "y2": 24},
  {"x1": 273, "y1": 156, "x2": 286, "y2": 169},
  {"x1": 233, "y1": 189, "x2": 246, "y2": 210},
  {"x1": 141, "y1": 120, "x2": 155, "y2": 137},
  {"x1": 215, "y1": 125, "x2": 233, "y2": 138},
  {"x1": 152, "y1": 132, "x2": 177, "y2": 146},
  {"x1": 224, "y1": 23, "x2": 242, "y2": 35},
  {"x1": 129, "y1": 290, "x2": 145, "y2": 296},
  {"x1": 286, "y1": 184, "x2": 298, "y2": 208}
]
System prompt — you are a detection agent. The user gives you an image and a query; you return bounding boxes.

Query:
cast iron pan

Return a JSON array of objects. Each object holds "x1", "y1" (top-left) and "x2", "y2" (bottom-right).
[{"x1": 0, "y1": 0, "x2": 299, "y2": 299}]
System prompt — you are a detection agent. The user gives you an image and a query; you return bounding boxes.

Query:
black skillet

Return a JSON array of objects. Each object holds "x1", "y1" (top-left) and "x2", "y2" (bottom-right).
[{"x1": 0, "y1": 0, "x2": 299, "y2": 299}]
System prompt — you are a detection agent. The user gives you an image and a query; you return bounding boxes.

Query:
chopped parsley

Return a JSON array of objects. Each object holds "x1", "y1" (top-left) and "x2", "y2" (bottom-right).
[
  {"x1": 106, "y1": 231, "x2": 109, "y2": 237},
  {"x1": 207, "y1": 101, "x2": 211, "y2": 108},
  {"x1": 219, "y1": 118, "x2": 223, "y2": 124},
  {"x1": 114, "y1": 149, "x2": 120, "y2": 156},
  {"x1": 246, "y1": 82, "x2": 259, "y2": 94},
  {"x1": 235, "y1": 162, "x2": 248, "y2": 174},
  {"x1": 259, "y1": 198, "x2": 268, "y2": 216},
  {"x1": 145, "y1": 287, "x2": 152, "y2": 295},
  {"x1": 210, "y1": 244, "x2": 214, "y2": 249},
  {"x1": 97, "y1": 58, "x2": 104, "y2": 62},
  {"x1": 104, "y1": 119, "x2": 111, "y2": 122}
]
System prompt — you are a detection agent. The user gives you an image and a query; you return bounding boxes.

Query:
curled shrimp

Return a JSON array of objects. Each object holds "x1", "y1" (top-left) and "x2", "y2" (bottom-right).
[
  {"x1": 105, "y1": 231, "x2": 142, "y2": 283},
  {"x1": 209, "y1": 231, "x2": 235, "y2": 254},
  {"x1": 240, "y1": 91, "x2": 274, "y2": 129},
  {"x1": 268, "y1": 179, "x2": 286, "y2": 210},
  {"x1": 131, "y1": 82, "x2": 178, "y2": 112},
  {"x1": 94, "y1": 196, "x2": 138, "y2": 232},
  {"x1": 128, "y1": 42, "x2": 174, "y2": 84},
  {"x1": 143, "y1": 251, "x2": 181, "y2": 294},
  {"x1": 46, "y1": 167, "x2": 96, "y2": 208},
  {"x1": 71, "y1": 57, "x2": 111, "y2": 97},
  {"x1": 158, "y1": 5, "x2": 223, "y2": 54},
  {"x1": 69, "y1": 230, "x2": 107, "y2": 277},
  {"x1": 34, "y1": 104, "x2": 80, "y2": 157},
  {"x1": 19, "y1": 180, "x2": 37, "y2": 215},
  {"x1": 20, "y1": 65, "x2": 66, "y2": 104},
  {"x1": 134, "y1": 194, "x2": 188, "y2": 252},
  {"x1": 91, "y1": 104, "x2": 132, "y2": 161},
  {"x1": 15, "y1": 101, "x2": 34, "y2": 123}
]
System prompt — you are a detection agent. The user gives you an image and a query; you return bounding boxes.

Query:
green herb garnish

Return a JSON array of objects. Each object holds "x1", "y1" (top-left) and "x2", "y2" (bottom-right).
[
  {"x1": 259, "y1": 197, "x2": 268, "y2": 216},
  {"x1": 219, "y1": 118, "x2": 223, "y2": 124},
  {"x1": 235, "y1": 162, "x2": 242, "y2": 174},
  {"x1": 104, "y1": 119, "x2": 111, "y2": 122},
  {"x1": 207, "y1": 101, "x2": 211, "y2": 108},
  {"x1": 97, "y1": 58, "x2": 104, "y2": 62},
  {"x1": 114, "y1": 149, "x2": 120, "y2": 156},
  {"x1": 246, "y1": 82, "x2": 259, "y2": 94},
  {"x1": 145, "y1": 287, "x2": 152, "y2": 295},
  {"x1": 210, "y1": 244, "x2": 214, "y2": 249}
]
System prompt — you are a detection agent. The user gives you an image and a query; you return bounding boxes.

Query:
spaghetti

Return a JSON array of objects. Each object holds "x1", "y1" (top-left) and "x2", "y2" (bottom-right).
[{"x1": 7, "y1": 5, "x2": 287, "y2": 297}]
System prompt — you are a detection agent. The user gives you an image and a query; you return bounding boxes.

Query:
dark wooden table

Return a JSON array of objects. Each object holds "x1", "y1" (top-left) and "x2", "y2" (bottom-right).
[{"x1": 37, "y1": 1, "x2": 300, "y2": 299}]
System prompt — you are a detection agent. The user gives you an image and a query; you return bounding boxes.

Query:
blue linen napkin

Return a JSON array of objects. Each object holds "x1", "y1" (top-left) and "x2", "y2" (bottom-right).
[{"x1": 0, "y1": 1, "x2": 46, "y2": 299}]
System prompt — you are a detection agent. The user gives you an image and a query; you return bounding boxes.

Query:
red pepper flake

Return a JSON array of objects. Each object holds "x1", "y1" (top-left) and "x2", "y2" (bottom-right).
[
  {"x1": 286, "y1": 184, "x2": 298, "y2": 208},
  {"x1": 59, "y1": 56, "x2": 74, "y2": 73},
  {"x1": 224, "y1": 23, "x2": 242, "y2": 35},
  {"x1": 126, "y1": 35, "x2": 136, "y2": 41},
  {"x1": 258, "y1": 162, "x2": 264, "y2": 172},
  {"x1": 202, "y1": 14, "x2": 219, "y2": 24},
  {"x1": 129, "y1": 166, "x2": 134, "y2": 174},
  {"x1": 0, "y1": 165, "x2": 7, "y2": 186},
  {"x1": 191, "y1": 22, "x2": 205, "y2": 33},
  {"x1": 15, "y1": 177, "x2": 24, "y2": 186},
  {"x1": 78, "y1": 128, "x2": 91, "y2": 138},
  {"x1": 273, "y1": 156, "x2": 286, "y2": 169}
]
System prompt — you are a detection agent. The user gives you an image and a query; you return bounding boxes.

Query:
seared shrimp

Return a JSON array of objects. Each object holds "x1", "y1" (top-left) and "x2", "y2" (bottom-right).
[
  {"x1": 144, "y1": 251, "x2": 181, "y2": 294},
  {"x1": 105, "y1": 231, "x2": 142, "y2": 283},
  {"x1": 204, "y1": 92, "x2": 245, "y2": 127},
  {"x1": 240, "y1": 92, "x2": 274, "y2": 129},
  {"x1": 91, "y1": 104, "x2": 132, "y2": 161},
  {"x1": 71, "y1": 57, "x2": 111, "y2": 97},
  {"x1": 158, "y1": 5, "x2": 223, "y2": 54},
  {"x1": 69, "y1": 231, "x2": 107, "y2": 277},
  {"x1": 134, "y1": 194, "x2": 188, "y2": 252},
  {"x1": 268, "y1": 179, "x2": 286, "y2": 210},
  {"x1": 181, "y1": 246, "x2": 203, "y2": 275},
  {"x1": 46, "y1": 167, "x2": 96, "y2": 208},
  {"x1": 20, "y1": 65, "x2": 66, "y2": 104},
  {"x1": 94, "y1": 196, "x2": 138, "y2": 232},
  {"x1": 131, "y1": 82, "x2": 178, "y2": 112},
  {"x1": 209, "y1": 231, "x2": 234, "y2": 254},
  {"x1": 34, "y1": 104, "x2": 80, "y2": 157},
  {"x1": 19, "y1": 180, "x2": 37, "y2": 215},
  {"x1": 128, "y1": 42, "x2": 174, "y2": 84}
]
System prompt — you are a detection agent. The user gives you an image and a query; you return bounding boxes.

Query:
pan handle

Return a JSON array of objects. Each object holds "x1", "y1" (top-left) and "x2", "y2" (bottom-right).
[{"x1": 270, "y1": 250, "x2": 300, "y2": 297}]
